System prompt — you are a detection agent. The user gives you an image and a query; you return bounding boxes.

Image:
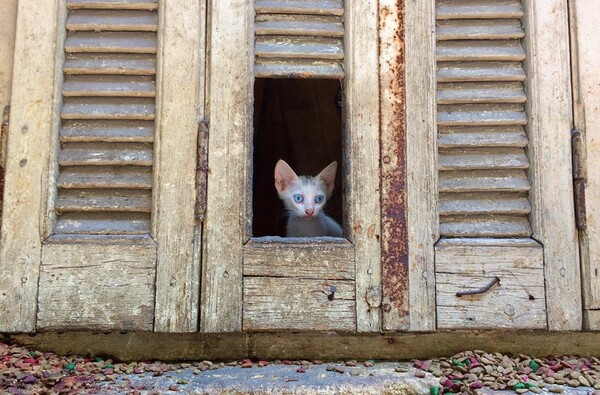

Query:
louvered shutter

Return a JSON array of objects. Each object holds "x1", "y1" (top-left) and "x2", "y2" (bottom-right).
[
  {"x1": 55, "y1": 1, "x2": 157, "y2": 235},
  {"x1": 254, "y1": 0, "x2": 345, "y2": 78},
  {"x1": 436, "y1": 0, "x2": 531, "y2": 238},
  {"x1": 0, "y1": 0, "x2": 204, "y2": 332}
]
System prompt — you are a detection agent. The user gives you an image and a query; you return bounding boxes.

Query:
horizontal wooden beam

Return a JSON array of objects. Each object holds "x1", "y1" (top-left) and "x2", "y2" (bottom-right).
[{"x1": 12, "y1": 331, "x2": 600, "y2": 362}]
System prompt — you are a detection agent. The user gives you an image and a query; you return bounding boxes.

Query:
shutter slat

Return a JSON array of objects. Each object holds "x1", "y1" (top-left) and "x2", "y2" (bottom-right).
[
  {"x1": 255, "y1": 36, "x2": 344, "y2": 59},
  {"x1": 56, "y1": 189, "x2": 151, "y2": 212},
  {"x1": 63, "y1": 75, "x2": 155, "y2": 97},
  {"x1": 436, "y1": 0, "x2": 524, "y2": 20},
  {"x1": 437, "y1": 62, "x2": 525, "y2": 82},
  {"x1": 255, "y1": 18, "x2": 343, "y2": 37},
  {"x1": 438, "y1": 104, "x2": 527, "y2": 126},
  {"x1": 66, "y1": 10, "x2": 157, "y2": 31},
  {"x1": 256, "y1": 0, "x2": 344, "y2": 15},
  {"x1": 437, "y1": 40, "x2": 525, "y2": 61},
  {"x1": 437, "y1": 19, "x2": 524, "y2": 40},
  {"x1": 440, "y1": 215, "x2": 532, "y2": 237},
  {"x1": 60, "y1": 120, "x2": 154, "y2": 142},
  {"x1": 67, "y1": 0, "x2": 158, "y2": 10},
  {"x1": 64, "y1": 54, "x2": 156, "y2": 75},
  {"x1": 57, "y1": 166, "x2": 152, "y2": 189},
  {"x1": 55, "y1": 212, "x2": 150, "y2": 234},
  {"x1": 255, "y1": 59, "x2": 344, "y2": 78},
  {"x1": 61, "y1": 97, "x2": 155, "y2": 120},
  {"x1": 437, "y1": 82, "x2": 526, "y2": 104},
  {"x1": 439, "y1": 193, "x2": 531, "y2": 215},
  {"x1": 59, "y1": 142, "x2": 153, "y2": 166},
  {"x1": 65, "y1": 32, "x2": 157, "y2": 53},
  {"x1": 439, "y1": 170, "x2": 531, "y2": 193},
  {"x1": 439, "y1": 148, "x2": 529, "y2": 170},
  {"x1": 438, "y1": 126, "x2": 528, "y2": 148}
]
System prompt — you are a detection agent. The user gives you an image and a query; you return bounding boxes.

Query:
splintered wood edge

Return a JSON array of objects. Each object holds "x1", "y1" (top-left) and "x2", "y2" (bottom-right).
[{"x1": 10, "y1": 331, "x2": 600, "y2": 362}]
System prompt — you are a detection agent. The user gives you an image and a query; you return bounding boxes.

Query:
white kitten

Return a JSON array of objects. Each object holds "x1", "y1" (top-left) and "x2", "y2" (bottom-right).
[{"x1": 274, "y1": 159, "x2": 343, "y2": 237}]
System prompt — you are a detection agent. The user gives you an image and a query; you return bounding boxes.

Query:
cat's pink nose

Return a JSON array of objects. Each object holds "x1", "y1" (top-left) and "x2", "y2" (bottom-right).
[{"x1": 305, "y1": 208, "x2": 314, "y2": 216}]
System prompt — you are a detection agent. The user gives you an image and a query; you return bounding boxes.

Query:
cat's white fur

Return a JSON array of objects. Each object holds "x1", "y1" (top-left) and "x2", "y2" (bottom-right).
[{"x1": 274, "y1": 159, "x2": 343, "y2": 237}]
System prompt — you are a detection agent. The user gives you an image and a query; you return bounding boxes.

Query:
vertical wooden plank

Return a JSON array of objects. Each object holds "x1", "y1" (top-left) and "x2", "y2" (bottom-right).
[
  {"x1": 570, "y1": 0, "x2": 600, "y2": 328},
  {"x1": 346, "y1": 0, "x2": 381, "y2": 332},
  {"x1": 201, "y1": 0, "x2": 253, "y2": 332},
  {"x1": 379, "y1": 0, "x2": 408, "y2": 331},
  {"x1": 523, "y1": 0, "x2": 581, "y2": 330},
  {"x1": 404, "y1": 0, "x2": 438, "y2": 331},
  {"x1": 153, "y1": 0, "x2": 204, "y2": 332},
  {"x1": 0, "y1": 0, "x2": 17, "y2": 114},
  {"x1": 0, "y1": 0, "x2": 59, "y2": 332}
]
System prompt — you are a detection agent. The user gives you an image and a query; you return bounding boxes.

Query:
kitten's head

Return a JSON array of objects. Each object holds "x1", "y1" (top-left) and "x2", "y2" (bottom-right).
[{"x1": 274, "y1": 159, "x2": 337, "y2": 220}]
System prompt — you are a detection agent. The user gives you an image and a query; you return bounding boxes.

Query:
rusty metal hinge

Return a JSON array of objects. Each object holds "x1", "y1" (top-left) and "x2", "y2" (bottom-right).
[
  {"x1": 572, "y1": 128, "x2": 587, "y2": 230},
  {"x1": 195, "y1": 119, "x2": 209, "y2": 222},
  {"x1": 1, "y1": 105, "x2": 9, "y2": 169}
]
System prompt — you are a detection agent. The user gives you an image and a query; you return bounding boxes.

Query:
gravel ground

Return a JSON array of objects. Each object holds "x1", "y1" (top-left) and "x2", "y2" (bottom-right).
[{"x1": 3, "y1": 340, "x2": 600, "y2": 394}]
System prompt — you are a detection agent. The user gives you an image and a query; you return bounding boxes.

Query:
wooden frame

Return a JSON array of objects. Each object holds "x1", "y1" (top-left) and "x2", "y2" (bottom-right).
[
  {"x1": 569, "y1": 0, "x2": 600, "y2": 330},
  {"x1": 153, "y1": 0, "x2": 205, "y2": 332},
  {"x1": 522, "y1": 0, "x2": 581, "y2": 330},
  {"x1": 403, "y1": 0, "x2": 438, "y2": 331},
  {"x1": 0, "y1": 0, "x2": 60, "y2": 332}
]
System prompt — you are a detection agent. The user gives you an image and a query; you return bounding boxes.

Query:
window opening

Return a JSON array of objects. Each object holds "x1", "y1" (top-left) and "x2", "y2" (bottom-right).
[{"x1": 252, "y1": 78, "x2": 343, "y2": 237}]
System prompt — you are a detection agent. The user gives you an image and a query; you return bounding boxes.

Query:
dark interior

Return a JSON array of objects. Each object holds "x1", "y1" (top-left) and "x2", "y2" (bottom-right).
[{"x1": 252, "y1": 78, "x2": 343, "y2": 237}]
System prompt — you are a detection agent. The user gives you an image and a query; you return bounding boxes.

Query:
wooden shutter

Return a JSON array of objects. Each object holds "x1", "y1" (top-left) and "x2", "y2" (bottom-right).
[
  {"x1": 254, "y1": 0, "x2": 345, "y2": 78},
  {"x1": 436, "y1": 0, "x2": 532, "y2": 238},
  {"x1": 55, "y1": 1, "x2": 157, "y2": 235},
  {"x1": 0, "y1": 0, "x2": 204, "y2": 333}
]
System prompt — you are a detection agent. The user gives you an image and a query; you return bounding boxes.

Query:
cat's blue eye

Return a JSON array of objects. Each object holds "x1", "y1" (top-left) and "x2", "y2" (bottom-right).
[
  {"x1": 293, "y1": 194, "x2": 304, "y2": 203},
  {"x1": 315, "y1": 195, "x2": 324, "y2": 204}
]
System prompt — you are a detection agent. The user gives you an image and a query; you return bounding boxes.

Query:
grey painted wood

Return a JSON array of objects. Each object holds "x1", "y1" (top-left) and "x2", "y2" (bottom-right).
[
  {"x1": 256, "y1": 19, "x2": 343, "y2": 37},
  {"x1": 440, "y1": 215, "x2": 532, "y2": 237},
  {"x1": 439, "y1": 193, "x2": 531, "y2": 215},
  {"x1": 438, "y1": 103, "x2": 527, "y2": 126},
  {"x1": 437, "y1": 62, "x2": 526, "y2": 82},
  {"x1": 437, "y1": 82, "x2": 526, "y2": 104},
  {"x1": 437, "y1": 19, "x2": 524, "y2": 40},
  {"x1": 255, "y1": 36, "x2": 344, "y2": 59},
  {"x1": 438, "y1": 126, "x2": 528, "y2": 147},
  {"x1": 63, "y1": 75, "x2": 155, "y2": 97},
  {"x1": 254, "y1": 59, "x2": 344, "y2": 78},
  {"x1": 436, "y1": 0, "x2": 523, "y2": 20},
  {"x1": 67, "y1": 9, "x2": 157, "y2": 31},
  {"x1": 438, "y1": 170, "x2": 530, "y2": 193},
  {"x1": 438, "y1": 147, "x2": 529, "y2": 170},
  {"x1": 61, "y1": 97, "x2": 155, "y2": 120},
  {"x1": 65, "y1": 32, "x2": 157, "y2": 53},
  {"x1": 437, "y1": 40, "x2": 525, "y2": 61},
  {"x1": 67, "y1": 0, "x2": 158, "y2": 10},
  {"x1": 58, "y1": 142, "x2": 153, "y2": 166},
  {"x1": 60, "y1": 120, "x2": 154, "y2": 142},
  {"x1": 56, "y1": 189, "x2": 151, "y2": 212},
  {"x1": 55, "y1": 212, "x2": 151, "y2": 234},
  {"x1": 64, "y1": 54, "x2": 156, "y2": 75},
  {"x1": 255, "y1": 0, "x2": 343, "y2": 15},
  {"x1": 57, "y1": 166, "x2": 152, "y2": 189}
]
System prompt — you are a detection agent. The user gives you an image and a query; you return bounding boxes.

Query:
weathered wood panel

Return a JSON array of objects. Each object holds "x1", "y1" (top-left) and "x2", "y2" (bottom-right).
[
  {"x1": 202, "y1": 0, "x2": 253, "y2": 332},
  {"x1": 571, "y1": 0, "x2": 600, "y2": 329},
  {"x1": 523, "y1": 0, "x2": 581, "y2": 330},
  {"x1": 436, "y1": 238, "x2": 546, "y2": 329},
  {"x1": 244, "y1": 239, "x2": 354, "y2": 280},
  {"x1": 402, "y1": 0, "x2": 437, "y2": 331},
  {"x1": 37, "y1": 243, "x2": 156, "y2": 330},
  {"x1": 152, "y1": 0, "x2": 205, "y2": 332},
  {"x1": 346, "y1": 0, "x2": 381, "y2": 332},
  {"x1": 0, "y1": 0, "x2": 59, "y2": 332},
  {"x1": 0, "y1": 0, "x2": 17, "y2": 115},
  {"x1": 243, "y1": 277, "x2": 355, "y2": 331}
]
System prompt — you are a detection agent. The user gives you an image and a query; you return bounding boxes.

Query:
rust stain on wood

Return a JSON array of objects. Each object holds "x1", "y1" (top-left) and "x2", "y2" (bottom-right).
[{"x1": 379, "y1": 0, "x2": 409, "y2": 325}]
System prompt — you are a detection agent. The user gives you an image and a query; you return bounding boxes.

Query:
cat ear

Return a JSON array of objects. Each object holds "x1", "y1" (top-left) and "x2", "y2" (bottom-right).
[
  {"x1": 274, "y1": 159, "x2": 298, "y2": 193},
  {"x1": 317, "y1": 161, "x2": 337, "y2": 195}
]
